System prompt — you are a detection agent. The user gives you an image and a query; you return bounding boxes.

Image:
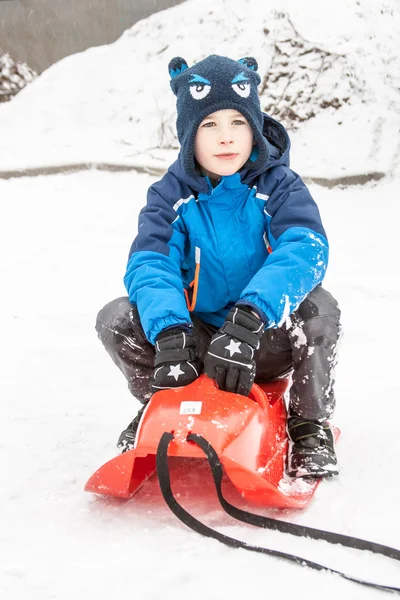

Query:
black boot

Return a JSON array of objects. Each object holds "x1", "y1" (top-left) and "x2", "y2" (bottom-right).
[
  {"x1": 287, "y1": 412, "x2": 339, "y2": 478},
  {"x1": 117, "y1": 404, "x2": 147, "y2": 453}
]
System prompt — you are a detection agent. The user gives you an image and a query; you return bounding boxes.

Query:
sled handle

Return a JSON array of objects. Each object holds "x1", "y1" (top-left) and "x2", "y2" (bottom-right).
[
  {"x1": 249, "y1": 377, "x2": 290, "y2": 411},
  {"x1": 248, "y1": 384, "x2": 270, "y2": 411}
]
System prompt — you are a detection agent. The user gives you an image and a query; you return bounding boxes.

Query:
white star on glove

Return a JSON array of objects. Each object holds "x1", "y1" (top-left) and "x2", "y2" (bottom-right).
[
  {"x1": 225, "y1": 339, "x2": 242, "y2": 357},
  {"x1": 167, "y1": 363, "x2": 185, "y2": 381}
]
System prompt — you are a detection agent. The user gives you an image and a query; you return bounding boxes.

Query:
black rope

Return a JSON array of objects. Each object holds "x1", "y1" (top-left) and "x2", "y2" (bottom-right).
[
  {"x1": 187, "y1": 433, "x2": 400, "y2": 562},
  {"x1": 156, "y1": 432, "x2": 400, "y2": 595}
]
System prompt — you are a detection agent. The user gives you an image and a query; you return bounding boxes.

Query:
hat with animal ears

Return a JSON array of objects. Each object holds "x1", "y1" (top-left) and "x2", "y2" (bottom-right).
[{"x1": 168, "y1": 54, "x2": 269, "y2": 176}]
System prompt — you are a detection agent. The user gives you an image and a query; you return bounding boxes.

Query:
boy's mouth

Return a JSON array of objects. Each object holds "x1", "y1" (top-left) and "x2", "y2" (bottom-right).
[{"x1": 215, "y1": 153, "x2": 239, "y2": 160}]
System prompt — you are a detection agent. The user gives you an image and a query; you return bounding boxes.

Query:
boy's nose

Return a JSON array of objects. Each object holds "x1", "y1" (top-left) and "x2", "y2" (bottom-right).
[{"x1": 218, "y1": 129, "x2": 234, "y2": 144}]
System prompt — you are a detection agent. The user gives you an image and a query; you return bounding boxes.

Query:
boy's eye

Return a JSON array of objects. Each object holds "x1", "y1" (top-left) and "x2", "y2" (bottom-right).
[
  {"x1": 201, "y1": 119, "x2": 246, "y2": 128},
  {"x1": 190, "y1": 84, "x2": 211, "y2": 100},
  {"x1": 232, "y1": 82, "x2": 251, "y2": 98}
]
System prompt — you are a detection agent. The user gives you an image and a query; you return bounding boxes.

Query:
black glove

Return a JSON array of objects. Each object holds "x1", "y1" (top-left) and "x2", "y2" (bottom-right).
[
  {"x1": 152, "y1": 327, "x2": 200, "y2": 392},
  {"x1": 204, "y1": 306, "x2": 264, "y2": 396}
]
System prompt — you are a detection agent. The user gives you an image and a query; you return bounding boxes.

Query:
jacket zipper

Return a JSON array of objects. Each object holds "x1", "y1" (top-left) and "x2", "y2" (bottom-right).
[{"x1": 184, "y1": 246, "x2": 201, "y2": 311}]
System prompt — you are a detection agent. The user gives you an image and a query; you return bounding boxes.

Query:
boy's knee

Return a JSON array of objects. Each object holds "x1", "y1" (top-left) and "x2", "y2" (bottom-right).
[
  {"x1": 294, "y1": 287, "x2": 341, "y2": 349},
  {"x1": 95, "y1": 296, "x2": 133, "y2": 341},
  {"x1": 297, "y1": 286, "x2": 341, "y2": 324}
]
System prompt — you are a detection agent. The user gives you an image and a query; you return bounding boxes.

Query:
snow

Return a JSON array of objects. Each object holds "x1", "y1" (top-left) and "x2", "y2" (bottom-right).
[{"x1": 1, "y1": 0, "x2": 400, "y2": 598}]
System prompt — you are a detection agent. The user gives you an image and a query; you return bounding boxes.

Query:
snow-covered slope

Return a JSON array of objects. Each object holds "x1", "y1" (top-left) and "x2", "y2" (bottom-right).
[{"x1": 0, "y1": 0, "x2": 399, "y2": 179}]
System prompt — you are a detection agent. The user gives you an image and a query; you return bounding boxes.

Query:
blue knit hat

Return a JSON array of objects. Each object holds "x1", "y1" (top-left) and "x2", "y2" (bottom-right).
[{"x1": 168, "y1": 54, "x2": 269, "y2": 176}]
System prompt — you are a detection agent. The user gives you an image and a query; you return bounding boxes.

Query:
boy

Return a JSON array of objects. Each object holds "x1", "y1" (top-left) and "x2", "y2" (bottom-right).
[{"x1": 96, "y1": 54, "x2": 341, "y2": 478}]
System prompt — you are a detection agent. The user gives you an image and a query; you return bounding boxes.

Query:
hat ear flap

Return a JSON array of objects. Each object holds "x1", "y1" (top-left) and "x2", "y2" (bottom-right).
[
  {"x1": 237, "y1": 56, "x2": 258, "y2": 72},
  {"x1": 168, "y1": 57, "x2": 189, "y2": 79}
]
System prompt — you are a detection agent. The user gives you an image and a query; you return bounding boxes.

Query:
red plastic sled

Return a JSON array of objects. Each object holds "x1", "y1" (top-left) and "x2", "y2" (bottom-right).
[{"x1": 85, "y1": 374, "x2": 339, "y2": 509}]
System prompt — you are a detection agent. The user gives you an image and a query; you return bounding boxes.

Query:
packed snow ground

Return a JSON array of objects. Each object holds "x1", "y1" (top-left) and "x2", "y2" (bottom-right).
[{"x1": 1, "y1": 170, "x2": 399, "y2": 599}]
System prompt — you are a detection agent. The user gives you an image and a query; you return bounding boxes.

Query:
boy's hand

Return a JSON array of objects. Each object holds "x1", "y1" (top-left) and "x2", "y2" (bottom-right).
[
  {"x1": 204, "y1": 306, "x2": 264, "y2": 396},
  {"x1": 152, "y1": 328, "x2": 200, "y2": 392}
]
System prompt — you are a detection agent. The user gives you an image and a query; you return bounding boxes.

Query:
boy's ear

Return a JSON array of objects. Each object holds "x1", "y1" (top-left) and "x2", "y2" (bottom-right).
[
  {"x1": 168, "y1": 57, "x2": 189, "y2": 79},
  {"x1": 237, "y1": 56, "x2": 258, "y2": 72}
]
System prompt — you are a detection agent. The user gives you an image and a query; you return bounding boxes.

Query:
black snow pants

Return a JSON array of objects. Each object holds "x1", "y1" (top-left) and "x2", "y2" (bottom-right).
[{"x1": 95, "y1": 286, "x2": 341, "y2": 421}]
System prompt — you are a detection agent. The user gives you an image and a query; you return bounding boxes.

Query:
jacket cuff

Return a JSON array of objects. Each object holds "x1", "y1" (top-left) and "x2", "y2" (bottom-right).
[
  {"x1": 155, "y1": 323, "x2": 193, "y2": 342},
  {"x1": 235, "y1": 301, "x2": 268, "y2": 327}
]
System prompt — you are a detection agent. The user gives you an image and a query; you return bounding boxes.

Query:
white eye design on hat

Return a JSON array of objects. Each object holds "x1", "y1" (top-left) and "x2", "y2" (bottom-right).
[
  {"x1": 189, "y1": 74, "x2": 211, "y2": 100},
  {"x1": 231, "y1": 73, "x2": 251, "y2": 98}
]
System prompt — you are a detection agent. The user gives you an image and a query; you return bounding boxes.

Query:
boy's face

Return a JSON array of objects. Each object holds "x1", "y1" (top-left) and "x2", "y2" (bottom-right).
[{"x1": 194, "y1": 109, "x2": 254, "y2": 179}]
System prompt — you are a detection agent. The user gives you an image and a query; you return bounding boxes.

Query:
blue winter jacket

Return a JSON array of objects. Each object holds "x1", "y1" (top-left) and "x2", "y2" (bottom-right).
[{"x1": 124, "y1": 115, "x2": 328, "y2": 344}]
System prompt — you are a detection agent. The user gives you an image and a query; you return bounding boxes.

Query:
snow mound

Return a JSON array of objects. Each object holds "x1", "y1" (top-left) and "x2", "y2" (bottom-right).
[
  {"x1": 249, "y1": 14, "x2": 363, "y2": 130},
  {"x1": 0, "y1": 0, "x2": 399, "y2": 180}
]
